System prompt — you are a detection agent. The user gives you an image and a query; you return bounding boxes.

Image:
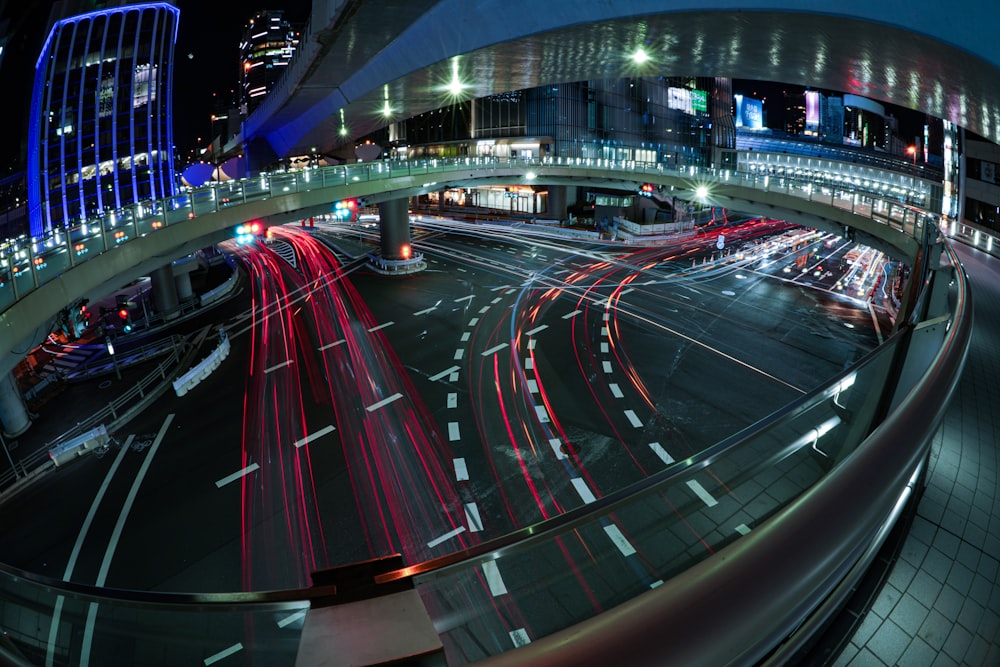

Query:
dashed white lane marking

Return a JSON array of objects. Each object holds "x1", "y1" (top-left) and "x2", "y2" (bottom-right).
[
  {"x1": 454, "y1": 349, "x2": 465, "y2": 360},
  {"x1": 620, "y1": 288, "x2": 634, "y2": 296},
  {"x1": 562, "y1": 309, "x2": 582, "y2": 319},
  {"x1": 414, "y1": 306, "x2": 436, "y2": 316},
  {"x1": 505, "y1": 249, "x2": 517, "y2": 254},
  {"x1": 447, "y1": 392, "x2": 457, "y2": 408},
  {"x1": 455, "y1": 295, "x2": 475, "y2": 303},
  {"x1": 602, "y1": 361, "x2": 613, "y2": 374},
  {"x1": 430, "y1": 365, "x2": 459, "y2": 381},
  {"x1": 641, "y1": 279, "x2": 657, "y2": 285},
  {"x1": 624, "y1": 410, "x2": 643, "y2": 428},
  {"x1": 204, "y1": 643, "x2": 243, "y2": 665},
  {"x1": 571, "y1": 478, "x2": 596, "y2": 504},
  {"x1": 609, "y1": 383, "x2": 624, "y2": 399},
  {"x1": 490, "y1": 284, "x2": 510, "y2": 291},
  {"x1": 687, "y1": 480, "x2": 719, "y2": 507},
  {"x1": 510, "y1": 629, "x2": 531, "y2": 647},
  {"x1": 603, "y1": 312, "x2": 610, "y2": 321},
  {"x1": 457, "y1": 267, "x2": 468, "y2": 272},
  {"x1": 603, "y1": 524, "x2": 637, "y2": 557},
  {"x1": 482, "y1": 343, "x2": 509, "y2": 357},
  {"x1": 736, "y1": 524, "x2": 751, "y2": 535},
  {"x1": 460, "y1": 331, "x2": 471, "y2": 342},
  {"x1": 427, "y1": 526, "x2": 467, "y2": 548},
  {"x1": 448, "y1": 422, "x2": 461, "y2": 441},
  {"x1": 454, "y1": 458, "x2": 469, "y2": 481},
  {"x1": 528, "y1": 339, "x2": 537, "y2": 350},
  {"x1": 318, "y1": 339, "x2": 345, "y2": 351},
  {"x1": 469, "y1": 317, "x2": 480, "y2": 326},
  {"x1": 482, "y1": 561, "x2": 508, "y2": 596},
  {"x1": 478, "y1": 305, "x2": 490, "y2": 314},
  {"x1": 649, "y1": 441, "x2": 675, "y2": 465},
  {"x1": 264, "y1": 359, "x2": 294, "y2": 374},
  {"x1": 368, "y1": 321, "x2": 394, "y2": 332},
  {"x1": 534, "y1": 405, "x2": 550, "y2": 423},
  {"x1": 449, "y1": 371, "x2": 459, "y2": 382},
  {"x1": 600, "y1": 327, "x2": 609, "y2": 336},
  {"x1": 524, "y1": 357, "x2": 534, "y2": 370},
  {"x1": 549, "y1": 438, "x2": 566, "y2": 460},
  {"x1": 465, "y1": 503, "x2": 483, "y2": 532},
  {"x1": 526, "y1": 379, "x2": 539, "y2": 393},
  {"x1": 601, "y1": 342, "x2": 609, "y2": 353},
  {"x1": 294, "y1": 425, "x2": 336, "y2": 448},
  {"x1": 366, "y1": 392, "x2": 403, "y2": 412},
  {"x1": 525, "y1": 324, "x2": 548, "y2": 336},
  {"x1": 276, "y1": 610, "x2": 307, "y2": 629},
  {"x1": 215, "y1": 463, "x2": 259, "y2": 489},
  {"x1": 491, "y1": 297, "x2": 502, "y2": 304}
]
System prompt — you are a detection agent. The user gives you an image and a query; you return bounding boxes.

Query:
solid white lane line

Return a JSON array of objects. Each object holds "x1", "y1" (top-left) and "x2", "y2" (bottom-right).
[
  {"x1": 368, "y1": 321, "x2": 394, "y2": 332},
  {"x1": 525, "y1": 324, "x2": 548, "y2": 336},
  {"x1": 460, "y1": 331, "x2": 471, "y2": 341},
  {"x1": 317, "y1": 339, "x2": 345, "y2": 351},
  {"x1": 534, "y1": 405, "x2": 550, "y2": 423},
  {"x1": 549, "y1": 438, "x2": 566, "y2": 460},
  {"x1": 414, "y1": 306, "x2": 436, "y2": 316},
  {"x1": 562, "y1": 310, "x2": 582, "y2": 319},
  {"x1": 454, "y1": 458, "x2": 469, "y2": 481},
  {"x1": 510, "y1": 629, "x2": 531, "y2": 647},
  {"x1": 204, "y1": 643, "x2": 244, "y2": 665},
  {"x1": 447, "y1": 392, "x2": 457, "y2": 408},
  {"x1": 216, "y1": 463, "x2": 260, "y2": 488},
  {"x1": 526, "y1": 379, "x2": 539, "y2": 393},
  {"x1": 454, "y1": 349, "x2": 465, "y2": 360},
  {"x1": 277, "y1": 610, "x2": 308, "y2": 629},
  {"x1": 454, "y1": 295, "x2": 475, "y2": 303},
  {"x1": 482, "y1": 561, "x2": 508, "y2": 596},
  {"x1": 609, "y1": 383, "x2": 624, "y2": 399},
  {"x1": 482, "y1": 342, "x2": 509, "y2": 357},
  {"x1": 465, "y1": 503, "x2": 483, "y2": 532},
  {"x1": 687, "y1": 480, "x2": 719, "y2": 507},
  {"x1": 448, "y1": 422, "x2": 461, "y2": 441},
  {"x1": 649, "y1": 442, "x2": 675, "y2": 465},
  {"x1": 81, "y1": 415, "x2": 174, "y2": 666},
  {"x1": 603, "y1": 524, "x2": 637, "y2": 557},
  {"x1": 571, "y1": 478, "x2": 596, "y2": 504},
  {"x1": 366, "y1": 392, "x2": 403, "y2": 412},
  {"x1": 624, "y1": 410, "x2": 643, "y2": 428},
  {"x1": 294, "y1": 425, "x2": 336, "y2": 448},
  {"x1": 427, "y1": 526, "x2": 466, "y2": 549},
  {"x1": 430, "y1": 365, "x2": 459, "y2": 381},
  {"x1": 602, "y1": 361, "x2": 613, "y2": 373},
  {"x1": 264, "y1": 359, "x2": 294, "y2": 374}
]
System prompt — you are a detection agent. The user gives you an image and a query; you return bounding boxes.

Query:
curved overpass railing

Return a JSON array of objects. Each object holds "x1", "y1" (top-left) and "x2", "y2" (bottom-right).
[
  {"x1": 0, "y1": 154, "x2": 969, "y2": 666},
  {"x1": 0, "y1": 154, "x2": 939, "y2": 318}
]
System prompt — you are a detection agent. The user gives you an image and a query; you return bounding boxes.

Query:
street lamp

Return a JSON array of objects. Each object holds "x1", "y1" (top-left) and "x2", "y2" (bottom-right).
[{"x1": 906, "y1": 145, "x2": 917, "y2": 176}]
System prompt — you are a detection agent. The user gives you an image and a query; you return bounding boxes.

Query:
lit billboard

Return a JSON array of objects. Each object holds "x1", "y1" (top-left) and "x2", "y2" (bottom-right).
[
  {"x1": 805, "y1": 91, "x2": 820, "y2": 135},
  {"x1": 734, "y1": 94, "x2": 763, "y2": 130},
  {"x1": 668, "y1": 87, "x2": 709, "y2": 114}
]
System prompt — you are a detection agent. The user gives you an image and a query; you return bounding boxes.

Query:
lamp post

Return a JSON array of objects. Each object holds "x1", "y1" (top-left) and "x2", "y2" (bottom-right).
[{"x1": 906, "y1": 145, "x2": 917, "y2": 177}]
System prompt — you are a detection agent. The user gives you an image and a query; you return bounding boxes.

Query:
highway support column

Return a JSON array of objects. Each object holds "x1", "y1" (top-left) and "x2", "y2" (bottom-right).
[
  {"x1": 368, "y1": 198, "x2": 425, "y2": 274},
  {"x1": 0, "y1": 371, "x2": 31, "y2": 437},
  {"x1": 151, "y1": 264, "x2": 180, "y2": 321}
]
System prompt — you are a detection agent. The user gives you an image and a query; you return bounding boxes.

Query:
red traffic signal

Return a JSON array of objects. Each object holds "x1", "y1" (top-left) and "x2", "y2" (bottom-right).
[{"x1": 118, "y1": 308, "x2": 129, "y2": 321}]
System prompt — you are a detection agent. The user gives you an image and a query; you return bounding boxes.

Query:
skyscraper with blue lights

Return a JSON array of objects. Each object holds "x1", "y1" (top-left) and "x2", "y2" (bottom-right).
[{"x1": 27, "y1": 0, "x2": 179, "y2": 237}]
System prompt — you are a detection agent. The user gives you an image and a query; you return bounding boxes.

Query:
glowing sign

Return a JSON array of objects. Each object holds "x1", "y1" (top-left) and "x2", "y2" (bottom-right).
[
  {"x1": 734, "y1": 95, "x2": 763, "y2": 130},
  {"x1": 805, "y1": 91, "x2": 820, "y2": 134}
]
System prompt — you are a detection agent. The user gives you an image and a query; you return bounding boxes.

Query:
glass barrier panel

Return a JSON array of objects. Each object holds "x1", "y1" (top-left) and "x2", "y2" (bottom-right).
[
  {"x1": 10, "y1": 250, "x2": 35, "y2": 297},
  {"x1": 217, "y1": 181, "x2": 245, "y2": 208},
  {"x1": 32, "y1": 244, "x2": 71, "y2": 283},
  {"x1": 270, "y1": 173, "x2": 298, "y2": 194},
  {"x1": 190, "y1": 189, "x2": 218, "y2": 216},
  {"x1": 164, "y1": 194, "x2": 193, "y2": 224},
  {"x1": 414, "y1": 336, "x2": 903, "y2": 665},
  {"x1": 343, "y1": 165, "x2": 370, "y2": 184},
  {"x1": 242, "y1": 176, "x2": 270, "y2": 201},
  {"x1": 134, "y1": 201, "x2": 165, "y2": 237},
  {"x1": 0, "y1": 266, "x2": 15, "y2": 311}
]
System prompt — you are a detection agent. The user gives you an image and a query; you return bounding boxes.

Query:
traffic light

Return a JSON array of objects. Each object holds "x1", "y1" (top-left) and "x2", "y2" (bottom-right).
[
  {"x1": 234, "y1": 220, "x2": 266, "y2": 244},
  {"x1": 639, "y1": 183, "x2": 655, "y2": 197},
  {"x1": 118, "y1": 307, "x2": 132, "y2": 333},
  {"x1": 333, "y1": 198, "x2": 358, "y2": 221}
]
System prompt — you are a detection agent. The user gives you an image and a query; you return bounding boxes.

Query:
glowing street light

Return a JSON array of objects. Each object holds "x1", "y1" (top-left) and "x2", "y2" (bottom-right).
[{"x1": 630, "y1": 47, "x2": 650, "y2": 64}]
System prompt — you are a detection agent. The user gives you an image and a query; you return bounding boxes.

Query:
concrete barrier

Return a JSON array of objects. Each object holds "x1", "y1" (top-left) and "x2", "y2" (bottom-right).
[
  {"x1": 48, "y1": 424, "x2": 109, "y2": 467},
  {"x1": 172, "y1": 331, "x2": 230, "y2": 397}
]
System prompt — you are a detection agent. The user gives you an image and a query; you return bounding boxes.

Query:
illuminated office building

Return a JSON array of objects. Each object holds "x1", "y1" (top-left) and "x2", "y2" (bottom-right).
[
  {"x1": 26, "y1": 0, "x2": 180, "y2": 237},
  {"x1": 239, "y1": 10, "x2": 299, "y2": 117}
]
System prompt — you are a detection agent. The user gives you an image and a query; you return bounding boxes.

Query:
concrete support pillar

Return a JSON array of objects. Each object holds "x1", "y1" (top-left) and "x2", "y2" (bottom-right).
[
  {"x1": 151, "y1": 264, "x2": 180, "y2": 321},
  {"x1": 547, "y1": 184, "x2": 569, "y2": 221},
  {"x1": 0, "y1": 371, "x2": 30, "y2": 437},
  {"x1": 174, "y1": 271, "x2": 193, "y2": 302},
  {"x1": 379, "y1": 198, "x2": 411, "y2": 260}
]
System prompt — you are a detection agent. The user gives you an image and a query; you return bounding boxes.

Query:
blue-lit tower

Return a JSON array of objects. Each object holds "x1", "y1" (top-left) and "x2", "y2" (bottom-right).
[{"x1": 27, "y1": 0, "x2": 180, "y2": 237}]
